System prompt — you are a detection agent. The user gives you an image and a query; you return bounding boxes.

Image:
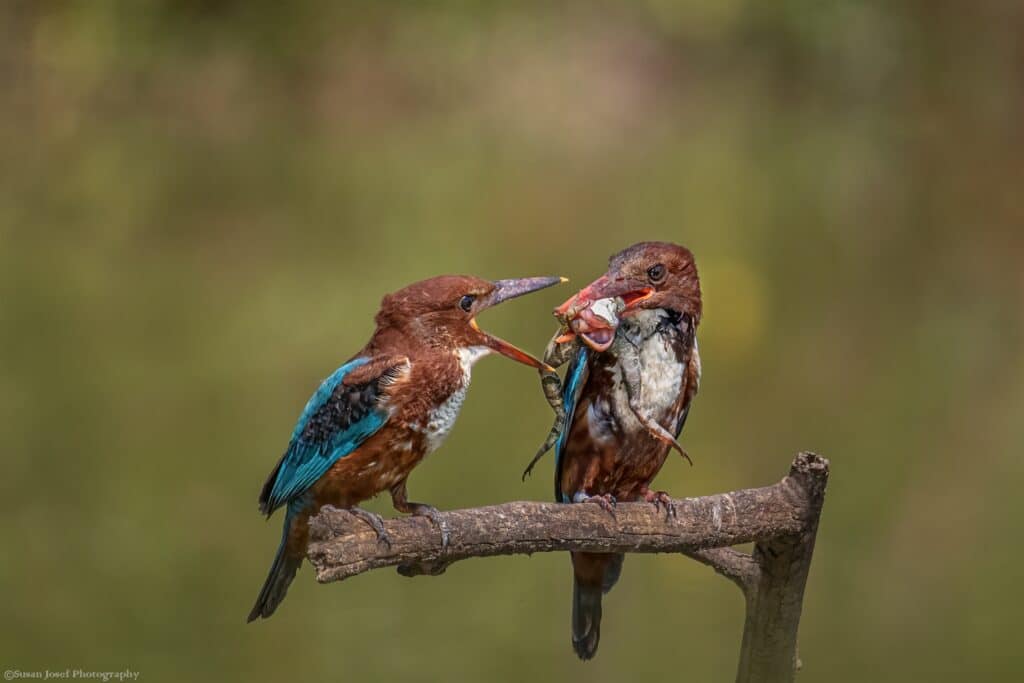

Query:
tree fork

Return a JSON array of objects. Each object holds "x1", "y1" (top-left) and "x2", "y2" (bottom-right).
[{"x1": 307, "y1": 452, "x2": 829, "y2": 682}]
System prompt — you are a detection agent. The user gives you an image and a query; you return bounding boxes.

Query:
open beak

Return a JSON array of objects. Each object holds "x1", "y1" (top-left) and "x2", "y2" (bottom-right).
[
  {"x1": 473, "y1": 276, "x2": 566, "y2": 371},
  {"x1": 553, "y1": 274, "x2": 652, "y2": 352},
  {"x1": 569, "y1": 274, "x2": 654, "y2": 312}
]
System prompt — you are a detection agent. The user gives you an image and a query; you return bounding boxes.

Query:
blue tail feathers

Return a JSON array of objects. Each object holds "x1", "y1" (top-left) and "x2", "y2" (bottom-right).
[
  {"x1": 572, "y1": 578, "x2": 603, "y2": 660},
  {"x1": 247, "y1": 509, "x2": 303, "y2": 622},
  {"x1": 571, "y1": 553, "x2": 623, "y2": 660}
]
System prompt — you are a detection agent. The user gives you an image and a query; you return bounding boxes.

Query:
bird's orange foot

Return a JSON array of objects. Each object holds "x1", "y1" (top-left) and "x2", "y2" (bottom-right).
[
  {"x1": 572, "y1": 491, "x2": 617, "y2": 519},
  {"x1": 642, "y1": 489, "x2": 676, "y2": 520},
  {"x1": 347, "y1": 507, "x2": 393, "y2": 549}
]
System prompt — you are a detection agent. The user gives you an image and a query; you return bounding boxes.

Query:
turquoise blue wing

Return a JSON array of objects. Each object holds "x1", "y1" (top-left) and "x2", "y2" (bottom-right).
[
  {"x1": 258, "y1": 357, "x2": 391, "y2": 515},
  {"x1": 554, "y1": 346, "x2": 589, "y2": 502}
]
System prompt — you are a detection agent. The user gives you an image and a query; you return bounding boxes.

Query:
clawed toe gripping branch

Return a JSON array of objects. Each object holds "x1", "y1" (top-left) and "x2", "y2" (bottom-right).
[{"x1": 307, "y1": 452, "x2": 829, "y2": 683}]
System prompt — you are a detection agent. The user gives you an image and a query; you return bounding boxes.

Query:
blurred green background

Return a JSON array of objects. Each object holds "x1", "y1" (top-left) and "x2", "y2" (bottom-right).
[{"x1": 2, "y1": 1, "x2": 1022, "y2": 680}]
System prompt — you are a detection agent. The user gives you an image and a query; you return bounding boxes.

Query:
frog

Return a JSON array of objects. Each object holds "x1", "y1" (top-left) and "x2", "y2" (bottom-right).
[{"x1": 522, "y1": 293, "x2": 691, "y2": 481}]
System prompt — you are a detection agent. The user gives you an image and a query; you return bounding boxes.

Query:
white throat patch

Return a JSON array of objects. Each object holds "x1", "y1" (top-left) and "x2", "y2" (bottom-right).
[
  {"x1": 589, "y1": 309, "x2": 688, "y2": 441},
  {"x1": 457, "y1": 345, "x2": 492, "y2": 370},
  {"x1": 417, "y1": 345, "x2": 491, "y2": 453}
]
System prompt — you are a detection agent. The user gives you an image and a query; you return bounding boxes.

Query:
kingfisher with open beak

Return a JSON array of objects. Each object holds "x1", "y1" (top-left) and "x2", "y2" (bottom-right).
[
  {"x1": 248, "y1": 274, "x2": 564, "y2": 622},
  {"x1": 532, "y1": 242, "x2": 702, "y2": 659}
]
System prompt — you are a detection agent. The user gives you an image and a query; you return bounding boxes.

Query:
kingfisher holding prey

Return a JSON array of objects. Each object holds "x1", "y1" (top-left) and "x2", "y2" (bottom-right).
[
  {"x1": 529, "y1": 242, "x2": 702, "y2": 659},
  {"x1": 248, "y1": 274, "x2": 564, "y2": 622}
]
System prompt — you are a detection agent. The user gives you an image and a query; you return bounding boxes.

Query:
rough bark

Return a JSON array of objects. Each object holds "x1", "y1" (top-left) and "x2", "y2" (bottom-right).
[
  {"x1": 735, "y1": 453, "x2": 828, "y2": 682},
  {"x1": 307, "y1": 452, "x2": 828, "y2": 682}
]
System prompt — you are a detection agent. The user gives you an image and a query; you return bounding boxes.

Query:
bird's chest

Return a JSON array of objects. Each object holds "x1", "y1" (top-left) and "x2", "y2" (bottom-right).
[
  {"x1": 418, "y1": 383, "x2": 469, "y2": 453},
  {"x1": 594, "y1": 310, "x2": 688, "y2": 440},
  {"x1": 406, "y1": 347, "x2": 486, "y2": 454}
]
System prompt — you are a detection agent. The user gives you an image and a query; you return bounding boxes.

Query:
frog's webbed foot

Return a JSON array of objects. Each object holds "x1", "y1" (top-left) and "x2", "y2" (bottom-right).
[
  {"x1": 632, "y1": 407, "x2": 693, "y2": 466},
  {"x1": 521, "y1": 444, "x2": 552, "y2": 480}
]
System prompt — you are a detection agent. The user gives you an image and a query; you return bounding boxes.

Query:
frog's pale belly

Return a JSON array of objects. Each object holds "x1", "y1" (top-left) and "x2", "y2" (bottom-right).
[
  {"x1": 588, "y1": 310, "x2": 688, "y2": 443},
  {"x1": 568, "y1": 308, "x2": 698, "y2": 500}
]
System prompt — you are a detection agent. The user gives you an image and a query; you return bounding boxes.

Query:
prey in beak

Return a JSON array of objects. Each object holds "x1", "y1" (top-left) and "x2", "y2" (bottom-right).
[
  {"x1": 521, "y1": 282, "x2": 631, "y2": 478},
  {"x1": 560, "y1": 275, "x2": 654, "y2": 315},
  {"x1": 558, "y1": 296, "x2": 624, "y2": 352},
  {"x1": 553, "y1": 289, "x2": 629, "y2": 353},
  {"x1": 472, "y1": 276, "x2": 567, "y2": 371},
  {"x1": 524, "y1": 241, "x2": 701, "y2": 483},
  {"x1": 552, "y1": 274, "x2": 655, "y2": 352}
]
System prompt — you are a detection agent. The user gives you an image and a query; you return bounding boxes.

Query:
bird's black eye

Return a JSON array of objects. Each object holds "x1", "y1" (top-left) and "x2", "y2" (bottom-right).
[
  {"x1": 459, "y1": 295, "x2": 476, "y2": 312},
  {"x1": 647, "y1": 263, "x2": 667, "y2": 283}
]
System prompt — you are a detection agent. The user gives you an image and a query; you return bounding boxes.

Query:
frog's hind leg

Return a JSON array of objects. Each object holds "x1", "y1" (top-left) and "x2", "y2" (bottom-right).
[
  {"x1": 522, "y1": 370, "x2": 566, "y2": 480},
  {"x1": 522, "y1": 332, "x2": 577, "y2": 480},
  {"x1": 620, "y1": 344, "x2": 693, "y2": 466}
]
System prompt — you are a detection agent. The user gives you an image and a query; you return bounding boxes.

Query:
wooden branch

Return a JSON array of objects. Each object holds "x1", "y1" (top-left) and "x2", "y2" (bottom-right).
[
  {"x1": 736, "y1": 453, "x2": 828, "y2": 682},
  {"x1": 307, "y1": 452, "x2": 828, "y2": 682},
  {"x1": 684, "y1": 547, "x2": 760, "y2": 591}
]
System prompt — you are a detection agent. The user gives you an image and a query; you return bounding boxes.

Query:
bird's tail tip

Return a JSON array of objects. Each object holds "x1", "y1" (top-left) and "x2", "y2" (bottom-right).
[
  {"x1": 571, "y1": 579, "x2": 603, "y2": 660},
  {"x1": 247, "y1": 545, "x2": 302, "y2": 623}
]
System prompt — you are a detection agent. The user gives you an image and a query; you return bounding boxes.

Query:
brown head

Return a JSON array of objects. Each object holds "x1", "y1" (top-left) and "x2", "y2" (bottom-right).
[
  {"x1": 374, "y1": 274, "x2": 565, "y2": 369},
  {"x1": 556, "y1": 242, "x2": 701, "y2": 350}
]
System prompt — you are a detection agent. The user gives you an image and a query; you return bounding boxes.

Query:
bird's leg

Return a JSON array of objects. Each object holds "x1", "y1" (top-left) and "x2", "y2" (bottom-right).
[
  {"x1": 346, "y1": 507, "x2": 393, "y2": 549},
  {"x1": 320, "y1": 503, "x2": 393, "y2": 548},
  {"x1": 639, "y1": 486, "x2": 677, "y2": 520},
  {"x1": 620, "y1": 343, "x2": 692, "y2": 466},
  {"x1": 572, "y1": 491, "x2": 618, "y2": 519},
  {"x1": 522, "y1": 329, "x2": 578, "y2": 480},
  {"x1": 389, "y1": 480, "x2": 449, "y2": 549}
]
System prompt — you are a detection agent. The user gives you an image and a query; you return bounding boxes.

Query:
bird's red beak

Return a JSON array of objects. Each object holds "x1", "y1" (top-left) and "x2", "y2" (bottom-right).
[
  {"x1": 471, "y1": 318, "x2": 553, "y2": 371},
  {"x1": 473, "y1": 276, "x2": 566, "y2": 372},
  {"x1": 553, "y1": 274, "x2": 652, "y2": 351},
  {"x1": 558, "y1": 275, "x2": 654, "y2": 315}
]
